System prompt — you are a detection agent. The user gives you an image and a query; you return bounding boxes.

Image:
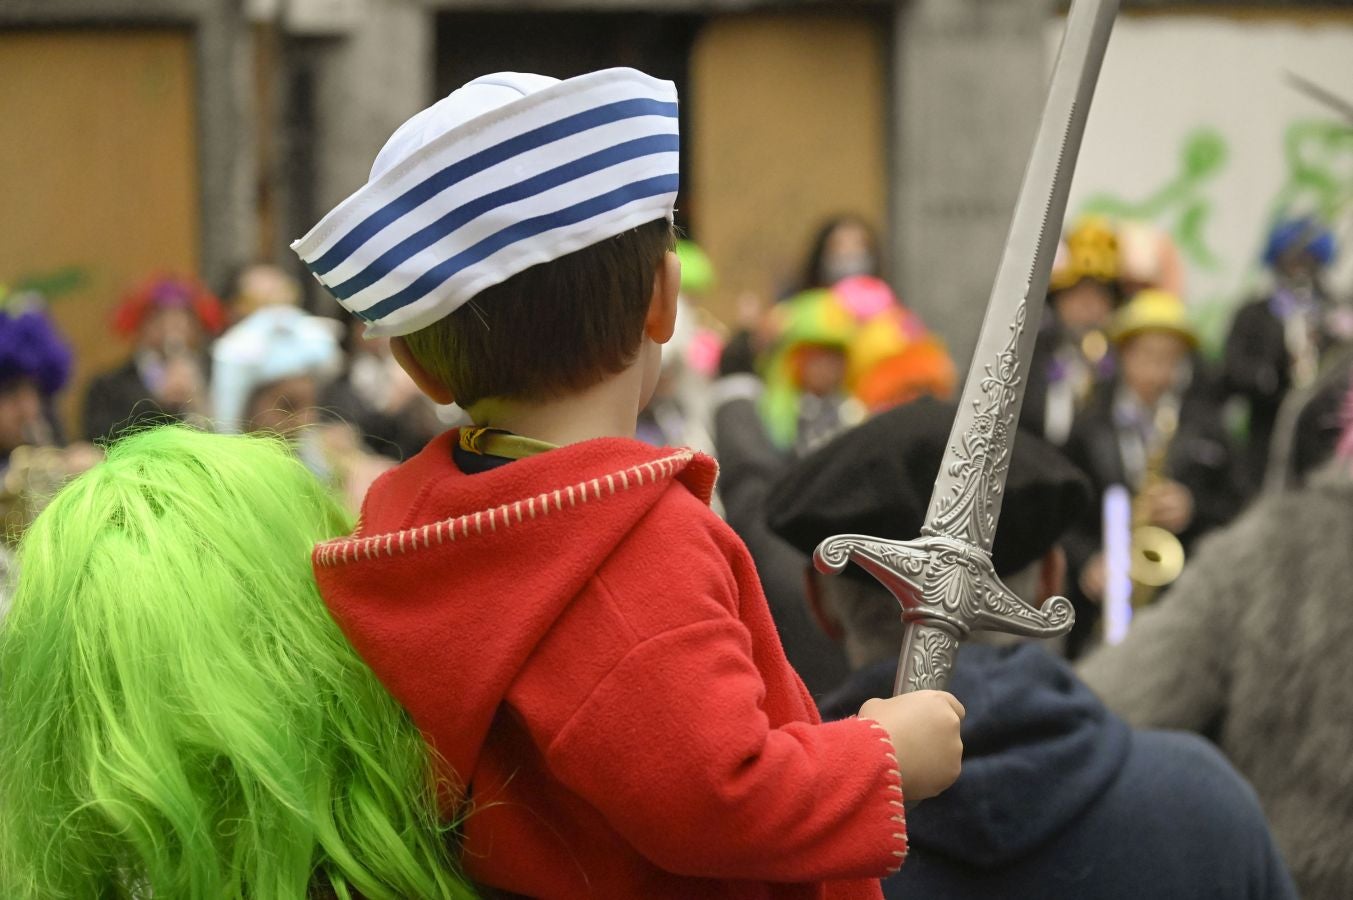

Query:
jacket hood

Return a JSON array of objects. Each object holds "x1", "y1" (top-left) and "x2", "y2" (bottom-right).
[
  {"x1": 820, "y1": 643, "x2": 1130, "y2": 867},
  {"x1": 312, "y1": 431, "x2": 717, "y2": 791}
]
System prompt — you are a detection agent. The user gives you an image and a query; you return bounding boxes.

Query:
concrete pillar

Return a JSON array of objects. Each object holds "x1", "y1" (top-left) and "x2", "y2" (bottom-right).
[
  {"x1": 891, "y1": 0, "x2": 1055, "y2": 372},
  {"x1": 310, "y1": 0, "x2": 434, "y2": 215},
  {"x1": 198, "y1": 0, "x2": 258, "y2": 291}
]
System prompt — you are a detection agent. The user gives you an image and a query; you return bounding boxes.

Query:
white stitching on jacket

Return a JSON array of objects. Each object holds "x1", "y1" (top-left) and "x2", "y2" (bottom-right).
[{"x1": 314, "y1": 449, "x2": 695, "y2": 566}]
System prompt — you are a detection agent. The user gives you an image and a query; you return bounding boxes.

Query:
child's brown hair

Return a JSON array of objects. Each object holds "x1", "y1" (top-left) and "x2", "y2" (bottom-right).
[{"x1": 402, "y1": 219, "x2": 675, "y2": 407}]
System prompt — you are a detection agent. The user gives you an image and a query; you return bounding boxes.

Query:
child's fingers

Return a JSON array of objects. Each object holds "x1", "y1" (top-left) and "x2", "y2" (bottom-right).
[{"x1": 936, "y1": 691, "x2": 966, "y2": 720}]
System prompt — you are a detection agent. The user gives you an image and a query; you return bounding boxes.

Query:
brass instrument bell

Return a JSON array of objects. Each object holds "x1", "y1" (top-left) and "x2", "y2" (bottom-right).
[{"x1": 1128, "y1": 405, "x2": 1185, "y2": 606}]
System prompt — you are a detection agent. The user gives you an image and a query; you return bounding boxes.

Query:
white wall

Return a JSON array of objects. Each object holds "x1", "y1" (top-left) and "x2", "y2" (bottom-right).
[{"x1": 1052, "y1": 13, "x2": 1353, "y2": 345}]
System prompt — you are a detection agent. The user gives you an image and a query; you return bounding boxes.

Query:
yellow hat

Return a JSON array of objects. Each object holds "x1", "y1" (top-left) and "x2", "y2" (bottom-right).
[
  {"x1": 1110, "y1": 289, "x2": 1198, "y2": 348},
  {"x1": 1048, "y1": 216, "x2": 1120, "y2": 294}
]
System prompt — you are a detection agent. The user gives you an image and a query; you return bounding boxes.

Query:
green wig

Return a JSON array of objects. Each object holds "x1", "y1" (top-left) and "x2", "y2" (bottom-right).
[
  {"x1": 759, "y1": 289, "x2": 859, "y2": 449},
  {"x1": 0, "y1": 427, "x2": 475, "y2": 899}
]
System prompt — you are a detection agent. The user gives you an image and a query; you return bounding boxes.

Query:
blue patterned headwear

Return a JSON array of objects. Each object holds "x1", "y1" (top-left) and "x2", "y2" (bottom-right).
[
  {"x1": 1264, "y1": 217, "x2": 1336, "y2": 269},
  {"x1": 210, "y1": 307, "x2": 342, "y2": 434},
  {"x1": 291, "y1": 68, "x2": 679, "y2": 338}
]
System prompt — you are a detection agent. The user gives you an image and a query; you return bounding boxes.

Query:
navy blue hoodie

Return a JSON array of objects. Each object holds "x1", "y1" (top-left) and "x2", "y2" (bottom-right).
[{"x1": 820, "y1": 644, "x2": 1296, "y2": 900}]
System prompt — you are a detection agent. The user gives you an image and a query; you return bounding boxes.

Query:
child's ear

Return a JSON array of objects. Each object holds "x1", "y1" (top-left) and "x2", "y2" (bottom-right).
[
  {"x1": 644, "y1": 250, "x2": 681, "y2": 345},
  {"x1": 390, "y1": 336, "x2": 456, "y2": 405}
]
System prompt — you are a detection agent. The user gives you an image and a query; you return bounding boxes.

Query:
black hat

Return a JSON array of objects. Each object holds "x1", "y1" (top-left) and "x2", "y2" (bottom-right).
[{"x1": 765, "y1": 397, "x2": 1091, "y2": 578}]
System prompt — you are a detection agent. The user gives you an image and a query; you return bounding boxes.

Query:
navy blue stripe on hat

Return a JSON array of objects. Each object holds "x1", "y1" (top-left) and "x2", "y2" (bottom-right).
[
  {"x1": 326, "y1": 132, "x2": 679, "y2": 302},
  {"x1": 308, "y1": 97, "x2": 678, "y2": 277},
  {"x1": 355, "y1": 173, "x2": 680, "y2": 323}
]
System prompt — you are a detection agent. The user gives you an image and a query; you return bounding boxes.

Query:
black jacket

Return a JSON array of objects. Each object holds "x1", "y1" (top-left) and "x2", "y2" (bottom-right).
[
  {"x1": 711, "y1": 386, "x2": 849, "y2": 697},
  {"x1": 1020, "y1": 322, "x2": 1115, "y2": 446},
  {"x1": 1222, "y1": 294, "x2": 1345, "y2": 489},
  {"x1": 81, "y1": 359, "x2": 185, "y2": 444},
  {"x1": 1223, "y1": 298, "x2": 1292, "y2": 487}
]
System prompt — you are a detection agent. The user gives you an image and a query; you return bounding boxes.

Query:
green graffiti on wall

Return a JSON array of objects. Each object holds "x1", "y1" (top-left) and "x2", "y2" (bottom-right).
[
  {"x1": 1079, "y1": 119, "x2": 1353, "y2": 270},
  {"x1": 1270, "y1": 119, "x2": 1353, "y2": 224},
  {"x1": 1081, "y1": 127, "x2": 1229, "y2": 270}
]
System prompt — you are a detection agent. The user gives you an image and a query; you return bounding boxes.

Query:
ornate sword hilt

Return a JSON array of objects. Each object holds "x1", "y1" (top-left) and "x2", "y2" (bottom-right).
[{"x1": 814, "y1": 533, "x2": 1074, "y2": 693}]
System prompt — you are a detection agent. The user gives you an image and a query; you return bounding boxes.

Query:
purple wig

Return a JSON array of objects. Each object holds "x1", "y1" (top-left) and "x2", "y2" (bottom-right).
[{"x1": 0, "y1": 311, "x2": 74, "y2": 396}]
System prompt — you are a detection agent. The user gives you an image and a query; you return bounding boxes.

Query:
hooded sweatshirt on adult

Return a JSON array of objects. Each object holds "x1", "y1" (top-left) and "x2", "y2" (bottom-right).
[
  {"x1": 821, "y1": 644, "x2": 1296, "y2": 900},
  {"x1": 313, "y1": 431, "x2": 905, "y2": 899}
]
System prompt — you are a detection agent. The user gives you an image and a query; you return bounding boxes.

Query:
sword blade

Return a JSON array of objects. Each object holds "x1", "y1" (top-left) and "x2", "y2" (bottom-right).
[
  {"x1": 885, "y1": 0, "x2": 1117, "y2": 695},
  {"x1": 923, "y1": 0, "x2": 1119, "y2": 552}
]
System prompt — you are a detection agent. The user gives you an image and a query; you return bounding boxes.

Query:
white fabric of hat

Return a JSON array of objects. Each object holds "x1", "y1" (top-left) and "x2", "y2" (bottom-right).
[
  {"x1": 210, "y1": 306, "x2": 343, "y2": 434},
  {"x1": 292, "y1": 68, "x2": 679, "y2": 338}
]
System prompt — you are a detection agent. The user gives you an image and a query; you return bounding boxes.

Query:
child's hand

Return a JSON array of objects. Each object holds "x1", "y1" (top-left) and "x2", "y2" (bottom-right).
[{"x1": 859, "y1": 690, "x2": 965, "y2": 803}]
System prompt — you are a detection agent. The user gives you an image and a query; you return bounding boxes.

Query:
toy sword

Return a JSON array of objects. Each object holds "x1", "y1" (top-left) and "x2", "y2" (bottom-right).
[{"x1": 814, "y1": 0, "x2": 1120, "y2": 694}]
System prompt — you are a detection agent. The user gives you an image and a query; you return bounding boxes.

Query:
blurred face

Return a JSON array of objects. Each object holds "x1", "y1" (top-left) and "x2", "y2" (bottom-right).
[
  {"x1": 1119, "y1": 330, "x2": 1189, "y2": 407},
  {"x1": 0, "y1": 380, "x2": 43, "y2": 454},
  {"x1": 797, "y1": 345, "x2": 848, "y2": 397},
  {"x1": 1051, "y1": 280, "x2": 1115, "y2": 335},
  {"x1": 245, "y1": 375, "x2": 320, "y2": 435},
  {"x1": 140, "y1": 306, "x2": 203, "y2": 354},
  {"x1": 1276, "y1": 247, "x2": 1320, "y2": 286},
  {"x1": 820, "y1": 222, "x2": 877, "y2": 283}
]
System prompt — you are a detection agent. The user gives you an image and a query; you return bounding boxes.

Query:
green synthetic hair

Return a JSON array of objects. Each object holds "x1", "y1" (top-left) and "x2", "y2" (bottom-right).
[{"x1": 0, "y1": 427, "x2": 475, "y2": 899}]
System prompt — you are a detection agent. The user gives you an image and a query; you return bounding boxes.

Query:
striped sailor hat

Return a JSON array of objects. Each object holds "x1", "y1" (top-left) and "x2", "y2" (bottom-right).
[{"x1": 291, "y1": 68, "x2": 679, "y2": 338}]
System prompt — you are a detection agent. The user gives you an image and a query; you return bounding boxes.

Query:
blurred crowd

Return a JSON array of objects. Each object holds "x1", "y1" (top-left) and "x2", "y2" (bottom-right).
[
  {"x1": 0, "y1": 263, "x2": 448, "y2": 539},
  {"x1": 1, "y1": 213, "x2": 1348, "y2": 636}
]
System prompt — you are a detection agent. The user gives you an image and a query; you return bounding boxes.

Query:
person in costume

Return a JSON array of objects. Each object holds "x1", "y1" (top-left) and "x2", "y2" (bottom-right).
[
  {"x1": 1079, "y1": 376, "x2": 1353, "y2": 900},
  {"x1": 212, "y1": 304, "x2": 344, "y2": 436},
  {"x1": 292, "y1": 68, "x2": 964, "y2": 899},
  {"x1": 0, "y1": 427, "x2": 475, "y2": 899},
  {"x1": 1062, "y1": 290, "x2": 1240, "y2": 654},
  {"x1": 0, "y1": 301, "x2": 73, "y2": 465},
  {"x1": 705, "y1": 277, "x2": 952, "y2": 698},
  {"x1": 759, "y1": 288, "x2": 865, "y2": 453},
  {"x1": 1223, "y1": 216, "x2": 1349, "y2": 491},
  {"x1": 81, "y1": 274, "x2": 225, "y2": 443},
  {"x1": 1022, "y1": 217, "x2": 1122, "y2": 446},
  {"x1": 766, "y1": 398, "x2": 1297, "y2": 900},
  {"x1": 840, "y1": 276, "x2": 956, "y2": 413},
  {"x1": 0, "y1": 300, "x2": 97, "y2": 605},
  {"x1": 212, "y1": 305, "x2": 390, "y2": 511}
]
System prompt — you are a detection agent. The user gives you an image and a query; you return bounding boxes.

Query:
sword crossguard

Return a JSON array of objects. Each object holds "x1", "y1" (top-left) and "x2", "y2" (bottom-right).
[{"x1": 814, "y1": 532, "x2": 1075, "y2": 693}]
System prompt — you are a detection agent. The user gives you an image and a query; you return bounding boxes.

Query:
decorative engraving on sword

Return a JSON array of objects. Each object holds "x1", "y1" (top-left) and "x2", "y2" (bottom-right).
[{"x1": 815, "y1": 0, "x2": 1119, "y2": 695}]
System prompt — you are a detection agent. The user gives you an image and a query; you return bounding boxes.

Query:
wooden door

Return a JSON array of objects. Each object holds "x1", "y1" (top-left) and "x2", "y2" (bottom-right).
[
  {"x1": 0, "y1": 28, "x2": 199, "y2": 435},
  {"x1": 691, "y1": 11, "x2": 888, "y2": 321}
]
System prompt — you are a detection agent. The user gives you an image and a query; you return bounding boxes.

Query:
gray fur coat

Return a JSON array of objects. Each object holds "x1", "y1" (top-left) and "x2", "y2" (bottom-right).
[{"x1": 1079, "y1": 461, "x2": 1353, "y2": 900}]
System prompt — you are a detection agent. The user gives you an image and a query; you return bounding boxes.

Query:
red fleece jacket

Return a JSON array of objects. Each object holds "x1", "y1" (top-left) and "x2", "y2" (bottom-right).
[{"x1": 314, "y1": 432, "x2": 906, "y2": 898}]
